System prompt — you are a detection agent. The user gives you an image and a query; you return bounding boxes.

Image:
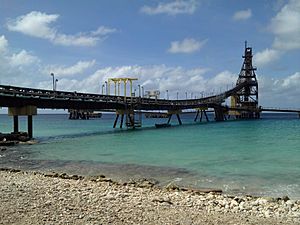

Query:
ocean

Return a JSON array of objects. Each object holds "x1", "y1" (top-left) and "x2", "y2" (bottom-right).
[{"x1": 0, "y1": 112, "x2": 300, "y2": 199}]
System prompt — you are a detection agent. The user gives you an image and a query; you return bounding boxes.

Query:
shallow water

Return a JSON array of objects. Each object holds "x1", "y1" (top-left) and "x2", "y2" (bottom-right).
[{"x1": 0, "y1": 113, "x2": 300, "y2": 199}]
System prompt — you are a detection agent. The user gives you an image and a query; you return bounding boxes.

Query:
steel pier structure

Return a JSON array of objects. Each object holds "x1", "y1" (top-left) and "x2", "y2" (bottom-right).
[{"x1": 0, "y1": 44, "x2": 298, "y2": 138}]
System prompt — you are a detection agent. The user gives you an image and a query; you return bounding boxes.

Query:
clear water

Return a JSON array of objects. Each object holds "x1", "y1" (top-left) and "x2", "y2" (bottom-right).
[{"x1": 0, "y1": 113, "x2": 300, "y2": 199}]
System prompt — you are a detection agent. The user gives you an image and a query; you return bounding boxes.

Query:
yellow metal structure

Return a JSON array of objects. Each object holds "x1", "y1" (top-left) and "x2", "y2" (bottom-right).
[
  {"x1": 229, "y1": 96, "x2": 240, "y2": 116},
  {"x1": 108, "y1": 78, "x2": 138, "y2": 97}
]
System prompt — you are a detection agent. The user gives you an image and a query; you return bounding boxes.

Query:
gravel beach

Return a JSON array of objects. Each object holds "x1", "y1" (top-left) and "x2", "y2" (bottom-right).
[{"x1": 0, "y1": 169, "x2": 299, "y2": 225}]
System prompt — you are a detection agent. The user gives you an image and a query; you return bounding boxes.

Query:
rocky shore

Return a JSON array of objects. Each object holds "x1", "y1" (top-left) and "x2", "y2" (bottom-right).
[{"x1": 0, "y1": 169, "x2": 299, "y2": 225}]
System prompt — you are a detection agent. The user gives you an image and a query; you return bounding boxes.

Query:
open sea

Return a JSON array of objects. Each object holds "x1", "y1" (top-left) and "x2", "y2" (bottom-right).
[{"x1": 0, "y1": 112, "x2": 300, "y2": 199}]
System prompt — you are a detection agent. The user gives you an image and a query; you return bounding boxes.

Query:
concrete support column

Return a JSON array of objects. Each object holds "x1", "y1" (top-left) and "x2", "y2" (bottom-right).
[
  {"x1": 13, "y1": 115, "x2": 19, "y2": 133},
  {"x1": 9, "y1": 105, "x2": 37, "y2": 139},
  {"x1": 28, "y1": 115, "x2": 33, "y2": 138},
  {"x1": 214, "y1": 106, "x2": 224, "y2": 122}
]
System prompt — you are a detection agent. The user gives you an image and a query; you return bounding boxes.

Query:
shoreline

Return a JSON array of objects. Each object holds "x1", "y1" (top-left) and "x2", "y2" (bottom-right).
[
  {"x1": 0, "y1": 168, "x2": 299, "y2": 224},
  {"x1": 1, "y1": 146, "x2": 300, "y2": 200}
]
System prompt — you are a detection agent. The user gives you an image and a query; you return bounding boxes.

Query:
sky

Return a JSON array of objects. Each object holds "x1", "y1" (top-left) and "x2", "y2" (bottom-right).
[{"x1": 0, "y1": 0, "x2": 300, "y2": 108}]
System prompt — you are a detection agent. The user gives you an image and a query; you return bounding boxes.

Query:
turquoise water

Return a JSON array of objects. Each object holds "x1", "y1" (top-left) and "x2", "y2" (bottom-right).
[{"x1": 0, "y1": 113, "x2": 300, "y2": 199}]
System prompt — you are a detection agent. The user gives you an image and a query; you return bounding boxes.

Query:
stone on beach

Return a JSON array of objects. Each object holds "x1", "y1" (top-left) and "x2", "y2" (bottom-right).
[{"x1": 0, "y1": 170, "x2": 299, "y2": 225}]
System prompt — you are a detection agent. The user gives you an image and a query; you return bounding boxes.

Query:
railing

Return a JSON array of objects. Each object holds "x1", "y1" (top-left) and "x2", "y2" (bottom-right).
[
  {"x1": 0, "y1": 84, "x2": 224, "y2": 105},
  {"x1": 0, "y1": 81, "x2": 252, "y2": 110}
]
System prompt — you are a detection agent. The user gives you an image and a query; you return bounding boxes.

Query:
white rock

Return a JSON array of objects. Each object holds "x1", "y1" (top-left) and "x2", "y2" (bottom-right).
[{"x1": 230, "y1": 200, "x2": 239, "y2": 207}]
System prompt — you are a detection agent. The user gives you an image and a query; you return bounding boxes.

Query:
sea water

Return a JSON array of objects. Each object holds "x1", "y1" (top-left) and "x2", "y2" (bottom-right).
[{"x1": 0, "y1": 113, "x2": 300, "y2": 199}]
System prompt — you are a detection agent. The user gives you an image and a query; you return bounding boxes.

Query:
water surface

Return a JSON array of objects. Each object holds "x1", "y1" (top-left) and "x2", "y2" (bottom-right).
[{"x1": 0, "y1": 113, "x2": 299, "y2": 199}]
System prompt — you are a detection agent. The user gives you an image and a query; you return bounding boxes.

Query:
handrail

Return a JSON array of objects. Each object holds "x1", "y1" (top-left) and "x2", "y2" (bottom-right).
[{"x1": 0, "y1": 81, "x2": 252, "y2": 110}]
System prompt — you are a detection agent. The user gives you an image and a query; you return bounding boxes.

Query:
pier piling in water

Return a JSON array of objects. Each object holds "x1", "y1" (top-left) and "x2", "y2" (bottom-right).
[
  {"x1": 167, "y1": 110, "x2": 183, "y2": 125},
  {"x1": 114, "y1": 109, "x2": 142, "y2": 129},
  {"x1": 28, "y1": 115, "x2": 33, "y2": 138},
  {"x1": 8, "y1": 105, "x2": 37, "y2": 139},
  {"x1": 194, "y1": 107, "x2": 209, "y2": 123},
  {"x1": 13, "y1": 115, "x2": 19, "y2": 133}
]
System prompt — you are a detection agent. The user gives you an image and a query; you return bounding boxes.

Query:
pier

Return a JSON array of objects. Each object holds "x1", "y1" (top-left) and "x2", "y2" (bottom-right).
[{"x1": 0, "y1": 44, "x2": 299, "y2": 139}]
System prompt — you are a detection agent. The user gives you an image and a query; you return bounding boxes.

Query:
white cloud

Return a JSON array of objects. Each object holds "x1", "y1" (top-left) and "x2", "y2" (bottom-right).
[
  {"x1": 270, "y1": 0, "x2": 300, "y2": 50},
  {"x1": 233, "y1": 9, "x2": 252, "y2": 21},
  {"x1": 7, "y1": 11, "x2": 57, "y2": 39},
  {"x1": 209, "y1": 71, "x2": 236, "y2": 88},
  {"x1": 91, "y1": 26, "x2": 117, "y2": 36},
  {"x1": 45, "y1": 60, "x2": 96, "y2": 77},
  {"x1": 9, "y1": 50, "x2": 39, "y2": 66},
  {"x1": 168, "y1": 38, "x2": 207, "y2": 54},
  {"x1": 0, "y1": 35, "x2": 9, "y2": 53},
  {"x1": 0, "y1": 36, "x2": 47, "y2": 87},
  {"x1": 52, "y1": 34, "x2": 99, "y2": 47},
  {"x1": 254, "y1": 0, "x2": 300, "y2": 67},
  {"x1": 0, "y1": 35, "x2": 39, "y2": 68},
  {"x1": 259, "y1": 72, "x2": 300, "y2": 107},
  {"x1": 140, "y1": 0, "x2": 198, "y2": 16},
  {"x1": 253, "y1": 48, "x2": 280, "y2": 66},
  {"x1": 7, "y1": 11, "x2": 116, "y2": 47}
]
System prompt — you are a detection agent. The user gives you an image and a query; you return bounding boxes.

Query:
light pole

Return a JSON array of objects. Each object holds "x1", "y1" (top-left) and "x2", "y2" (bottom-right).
[
  {"x1": 141, "y1": 86, "x2": 144, "y2": 97},
  {"x1": 138, "y1": 85, "x2": 141, "y2": 97},
  {"x1": 191, "y1": 92, "x2": 193, "y2": 99},
  {"x1": 176, "y1": 92, "x2": 179, "y2": 100},
  {"x1": 105, "y1": 81, "x2": 108, "y2": 95},
  {"x1": 102, "y1": 84, "x2": 105, "y2": 95},
  {"x1": 50, "y1": 73, "x2": 55, "y2": 91},
  {"x1": 55, "y1": 79, "x2": 58, "y2": 91},
  {"x1": 185, "y1": 92, "x2": 187, "y2": 99},
  {"x1": 166, "y1": 90, "x2": 169, "y2": 100}
]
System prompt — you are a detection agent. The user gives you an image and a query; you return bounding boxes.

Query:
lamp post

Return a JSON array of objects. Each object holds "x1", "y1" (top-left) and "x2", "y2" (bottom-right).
[
  {"x1": 166, "y1": 90, "x2": 169, "y2": 100},
  {"x1": 138, "y1": 85, "x2": 141, "y2": 97},
  {"x1": 55, "y1": 79, "x2": 58, "y2": 91},
  {"x1": 105, "y1": 81, "x2": 108, "y2": 95},
  {"x1": 185, "y1": 92, "x2": 187, "y2": 99},
  {"x1": 176, "y1": 92, "x2": 179, "y2": 100},
  {"x1": 102, "y1": 84, "x2": 105, "y2": 95},
  {"x1": 191, "y1": 92, "x2": 193, "y2": 99},
  {"x1": 50, "y1": 73, "x2": 55, "y2": 91},
  {"x1": 141, "y1": 86, "x2": 144, "y2": 97}
]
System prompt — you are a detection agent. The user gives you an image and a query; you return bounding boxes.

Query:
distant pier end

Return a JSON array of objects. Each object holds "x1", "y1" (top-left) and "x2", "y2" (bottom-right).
[{"x1": 229, "y1": 42, "x2": 260, "y2": 119}]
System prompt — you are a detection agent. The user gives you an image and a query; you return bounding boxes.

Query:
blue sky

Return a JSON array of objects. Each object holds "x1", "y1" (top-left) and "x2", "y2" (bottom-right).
[{"x1": 0, "y1": 0, "x2": 300, "y2": 108}]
